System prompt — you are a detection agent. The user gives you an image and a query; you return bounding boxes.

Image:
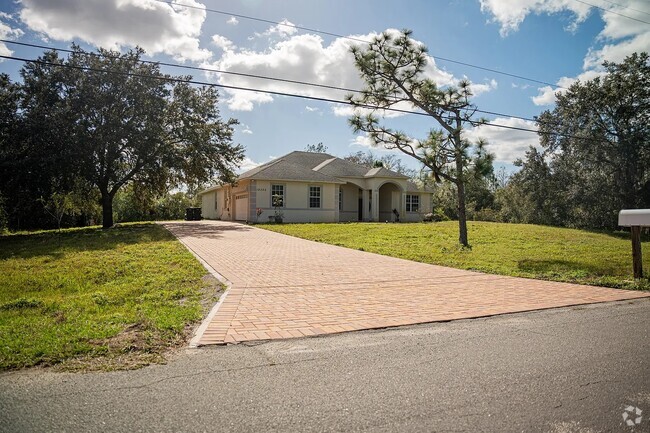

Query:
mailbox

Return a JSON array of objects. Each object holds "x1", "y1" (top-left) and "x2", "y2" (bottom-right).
[
  {"x1": 618, "y1": 209, "x2": 650, "y2": 227},
  {"x1": 618, "y1": 209, "x2": 650, "y2": 279}
]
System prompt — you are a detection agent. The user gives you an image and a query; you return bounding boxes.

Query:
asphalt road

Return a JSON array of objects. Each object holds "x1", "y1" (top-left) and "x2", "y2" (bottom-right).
[{"x1": 1, "y1": 299, "x2": 649, "y2": 433}]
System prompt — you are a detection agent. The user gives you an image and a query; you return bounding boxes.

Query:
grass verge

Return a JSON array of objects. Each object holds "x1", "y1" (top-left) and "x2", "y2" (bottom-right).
[
  {"x1": 0, "y1": 223, "x2": 221, "y2": 372},
  {"x1": 260, "y1": 221, "x2": 649, "y2": 290}
]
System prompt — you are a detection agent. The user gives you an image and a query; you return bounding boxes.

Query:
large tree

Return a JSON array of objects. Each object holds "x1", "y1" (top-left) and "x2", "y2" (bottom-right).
[
  {"x1": 347, "y1": 30, "x2": 492, "y2": 246},
  {"x1": 18, "y1": 47, "x2": 244, "y2": 228},
  {"x1": 535, "y1": 52, "x2": 650, "y2": 228}
]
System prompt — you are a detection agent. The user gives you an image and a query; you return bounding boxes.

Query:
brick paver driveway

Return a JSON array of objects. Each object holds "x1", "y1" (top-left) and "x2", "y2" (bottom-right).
[{"x1": 163, "y1": 221, "x2": 649, "y2": 345}]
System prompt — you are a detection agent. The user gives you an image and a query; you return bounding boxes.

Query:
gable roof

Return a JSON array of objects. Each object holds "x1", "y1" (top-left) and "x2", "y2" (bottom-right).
[
  {"x1": 238, "y1": 152, "x2": 342, "y2": 183},
  {"x1": 364, "y1": 166, "x2": 408, "y2": 178},
  {"x1": 212, "y1": 150, "x2": 432, "y2": 191}
]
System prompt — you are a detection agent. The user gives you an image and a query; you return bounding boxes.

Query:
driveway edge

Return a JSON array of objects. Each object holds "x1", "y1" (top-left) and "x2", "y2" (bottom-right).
[{"x1": 158, "y1": 222, "x2": 233, "y2": 348}]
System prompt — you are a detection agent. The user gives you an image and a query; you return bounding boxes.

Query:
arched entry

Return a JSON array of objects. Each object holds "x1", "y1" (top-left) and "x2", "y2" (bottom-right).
[{"x1": 378, "y1": 182, "x2": 403, "y2": 222}]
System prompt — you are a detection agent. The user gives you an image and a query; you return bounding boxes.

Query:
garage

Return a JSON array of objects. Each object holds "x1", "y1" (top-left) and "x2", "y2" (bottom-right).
[{"x1": 234, "y1": 194, "x2": 248, "y2": 221}]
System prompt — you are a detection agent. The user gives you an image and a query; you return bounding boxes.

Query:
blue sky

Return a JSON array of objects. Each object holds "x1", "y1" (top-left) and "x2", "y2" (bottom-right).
[{"x1": 1, "y1": 0, "x2": 648, "y2": 174}]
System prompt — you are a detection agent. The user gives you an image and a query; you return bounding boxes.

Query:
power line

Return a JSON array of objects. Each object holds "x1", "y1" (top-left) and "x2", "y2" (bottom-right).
[
  {"x1": 151, "y1": 0, "x2": 566, "y2": 89},
  {"x1": 0, "y1": 38, "x2": 543, "y2": 125},
  {"x1": 595, "y1": 0, "x2": 650, "y2": 16},
  {"x1": 1, "y1": 53, "x2": 548, "y2": 138},
  {"x1": 572, "y1": 0, "x2": 650, "y2": 23}
]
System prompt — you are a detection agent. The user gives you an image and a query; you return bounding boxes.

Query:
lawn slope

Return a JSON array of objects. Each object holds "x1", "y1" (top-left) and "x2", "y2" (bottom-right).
[
  {"x1": 0, "y1": 223, "x2": 219, "y2": 371},
  {"x1": 262, "y1": 221, "x2": 649, "y2": 290}
]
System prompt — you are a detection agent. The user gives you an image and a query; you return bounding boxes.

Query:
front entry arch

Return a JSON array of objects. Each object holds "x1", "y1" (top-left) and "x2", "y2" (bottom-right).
[{"x1": 378, "y1": 182, "x2": 403, "y2": 222}]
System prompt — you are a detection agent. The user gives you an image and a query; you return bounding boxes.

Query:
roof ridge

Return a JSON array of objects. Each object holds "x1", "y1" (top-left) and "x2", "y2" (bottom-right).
[{"x1": 312, "y1": 157, "x2": 337, "y2": 171}]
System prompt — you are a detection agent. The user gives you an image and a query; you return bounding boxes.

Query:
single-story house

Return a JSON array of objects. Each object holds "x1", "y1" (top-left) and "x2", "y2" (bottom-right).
[{"x1": 199, "y1": 151, "x2": 434, "y2": 223}]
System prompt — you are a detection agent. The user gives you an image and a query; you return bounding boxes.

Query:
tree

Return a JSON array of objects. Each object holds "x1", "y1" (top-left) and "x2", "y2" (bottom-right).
[
  {"x1": 536, "y1": 52, "x2": 650, "y2": 227},
  {"x1": 347, "y1": 30, "x2": 492, "y2": 246},
  {"x1": 0, "y1": 55, "x2": 81, "y2": 230},
  {"x1": 304, "y1": 142, "x2": 328, "y2": 153},
  {"x1": 27, "y1": 46, "x2": 244, "y2": 228},
  {"x1": 343, "y1": 150, "x2": 416, "y2": 178}
]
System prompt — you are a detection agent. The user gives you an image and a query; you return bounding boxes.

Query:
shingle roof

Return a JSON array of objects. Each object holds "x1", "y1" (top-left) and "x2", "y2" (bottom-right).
[
  {"x1": 364, "y1": 166, "x2": 409, "y2": 178},
  {"x1": 230, "y1": 150, "x2": 431, "y2": 192},
  {"x1": 239, "y1": 153, "x2": 342, "y2": 183},
  {"x1": 313, "y1": 157, "x2": 369, "y2": 177}
]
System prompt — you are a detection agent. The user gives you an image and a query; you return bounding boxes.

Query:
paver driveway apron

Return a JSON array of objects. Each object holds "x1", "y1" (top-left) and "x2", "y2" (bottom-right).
[{"x1": 163, "y1": 221, "x2": 650, "y2": 345}]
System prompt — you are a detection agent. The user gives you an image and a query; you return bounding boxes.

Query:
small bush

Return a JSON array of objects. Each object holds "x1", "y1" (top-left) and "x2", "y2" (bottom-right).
[{"x1": 423, "y1": 208, "x2": 450, "y2": 222}]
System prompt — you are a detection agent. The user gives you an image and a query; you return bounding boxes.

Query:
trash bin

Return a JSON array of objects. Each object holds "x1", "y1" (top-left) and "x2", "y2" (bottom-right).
[{"x1": 185, "y1": 207, "x2": 202, "y2": 221}]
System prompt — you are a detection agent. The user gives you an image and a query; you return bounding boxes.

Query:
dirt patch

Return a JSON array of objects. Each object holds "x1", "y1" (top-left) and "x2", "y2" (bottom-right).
[{"x1": 52, "y1": 274, "x2": 225, "y2": 373}]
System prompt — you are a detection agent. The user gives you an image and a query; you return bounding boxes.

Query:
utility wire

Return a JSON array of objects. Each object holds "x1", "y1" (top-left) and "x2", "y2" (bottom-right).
[
  {"x1": 572, "y1": 0, "x2": 650, "y2": 23},
  {"x1": 1, "y1": 53, "x2": 551, "y2": 138},
  {"x1": 0, "y1": 38, "x2": 543, "y2": 125},
  {"x1": 595, "y1": 0, "x2": 650, "y2": 16},
  {"x1": 151, "y1": 0, "x2": 566, "y2": 89}
]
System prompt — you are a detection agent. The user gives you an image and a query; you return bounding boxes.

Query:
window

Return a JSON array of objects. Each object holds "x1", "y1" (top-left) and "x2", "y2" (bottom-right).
[
  {"x1": 406, "y1": 194, "x2": 419, "y2": 212},
  {"x1": 338, "y1": 188, "x2": 342, "y2": 210},
  {"x1": 271, "y1": 184, "x2": 284, "y2": 207},
  {"x1": 309, "y1": 186, "x2": 321, "y2": 208}
]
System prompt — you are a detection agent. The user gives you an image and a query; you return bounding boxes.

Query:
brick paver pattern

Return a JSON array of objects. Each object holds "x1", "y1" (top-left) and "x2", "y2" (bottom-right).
[{"x1": 163, "y1": 221, "x2": 650, "y2": 345}]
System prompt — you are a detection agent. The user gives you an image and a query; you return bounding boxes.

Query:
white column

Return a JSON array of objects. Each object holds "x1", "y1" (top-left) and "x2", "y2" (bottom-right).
[
  {"x1": 371, "y1": 189, "x2": 379, "y2": 222},
  {"x1": 401, "y1": 192, "x2": 407, "y2": 223}
]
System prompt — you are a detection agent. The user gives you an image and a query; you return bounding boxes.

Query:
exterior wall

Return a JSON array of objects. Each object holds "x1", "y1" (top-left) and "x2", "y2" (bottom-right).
[
  {"x1": 339, "y1": 183, "x2": 360, "y2": 222},
  {"x1": 201, "y1": 191, "x2": 217, "y2": 219},
  {"x1": 403, "y1": 192, "x2": 434, "y2": 222},
  {"x1": 250, "y1": 180, "x2": 339, "y2": 223},
  {"x1": 200, "y1": 176, "x2": 433, "y2": 224}
]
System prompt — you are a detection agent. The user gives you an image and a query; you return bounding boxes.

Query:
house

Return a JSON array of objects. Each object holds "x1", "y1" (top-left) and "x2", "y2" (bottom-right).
[{"x1": 199, "y1": 151, "x2": 434, "y2": 223}]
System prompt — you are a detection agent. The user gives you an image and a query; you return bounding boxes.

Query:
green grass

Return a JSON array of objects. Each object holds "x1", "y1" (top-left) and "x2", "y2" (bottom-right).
[
  {"x1": 261, "y1": 221, "x2": 650, "y2": 290},
  {"x1": 0, "y1": 223, "x2": 219, "y2": 371}
]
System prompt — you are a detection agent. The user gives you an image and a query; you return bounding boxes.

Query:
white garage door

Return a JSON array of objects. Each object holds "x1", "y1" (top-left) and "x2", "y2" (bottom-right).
[{"x1": 234, "y1": 194, "x2": 248, "y2": 221}]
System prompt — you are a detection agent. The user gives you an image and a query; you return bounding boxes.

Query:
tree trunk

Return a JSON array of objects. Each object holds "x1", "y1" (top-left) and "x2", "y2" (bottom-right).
[
  {"x1": 456, "y1": 179, "x2": 469, "y2": 247},
  {"x1": 101, "y1": 189, "x2": 114, "y2": 229}
]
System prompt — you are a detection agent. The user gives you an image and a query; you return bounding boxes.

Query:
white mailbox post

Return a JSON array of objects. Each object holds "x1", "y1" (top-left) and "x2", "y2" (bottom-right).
[{"x1": 618, "y1": 209, "x2": 650, "y2": 279}]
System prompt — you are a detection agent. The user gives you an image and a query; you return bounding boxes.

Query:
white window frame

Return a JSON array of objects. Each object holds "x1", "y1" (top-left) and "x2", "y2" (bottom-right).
[
  {"x1": 271, "y1": 184, "x2": 285, "y2": 208},
  {"x1": 309, "y1": 185, "x2": 322, "y2": 209},
  {"x1": 406, "y1": 194, "x2": 420, "y2": 212}
]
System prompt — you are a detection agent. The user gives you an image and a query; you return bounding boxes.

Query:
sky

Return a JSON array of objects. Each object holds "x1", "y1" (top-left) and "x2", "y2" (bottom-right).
[{"x1": 0, "y1": 0, "x2": 648, "y2": 174}]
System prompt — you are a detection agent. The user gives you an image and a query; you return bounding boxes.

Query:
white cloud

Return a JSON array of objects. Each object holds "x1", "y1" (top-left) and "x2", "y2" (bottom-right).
[
  {"x1": 479, "y1": 0, "x2": 592, "y2": 36},
  {"x1": 237, "y1": 156, "x2": 262, "y2": 173},
  {"x1": 241, "y1": 124, "x2": 253, "y2": 134},
  {"x1": 481, "y1": 1, "x2": 650, "y2": 107},
  {"x1": 205, "y1": 28, "x2": 460, "y2": 112},
  {"x1": 226, "y1": 16, "x2": 239, "y2": 25},
  {"x1": 350, "y1": 134, "x2": 374, "y2": 149},
  {"x1": 212, "y1": 34, "x2": 235, "y2": 52},
  {"x1": 258, "y1": 19, "x2": 298, "y2": 39},
  {"x1": 305, "y1": 105, "x2": 320, "y2": 112},
  {"x1": 471, "y1": 78, "x2": 498, "y2": 96},
  {"x1": 18, "y1": 0, "x2": 211, "y2": 62},
  {"x1": 0, "y1": 15, "x2": 24, "y2": 58},
  {"x1": 464, "y1": 117, "x2": 540, "y2": 163},
  {"x1": 349, "y1": 132, "x2": 417, "y2": 155}
]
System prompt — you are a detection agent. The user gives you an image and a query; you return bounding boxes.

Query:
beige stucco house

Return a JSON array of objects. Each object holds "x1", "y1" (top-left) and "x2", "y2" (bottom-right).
[{"x1": 199, "y1": 151, "x2": 434, "y2": 223}]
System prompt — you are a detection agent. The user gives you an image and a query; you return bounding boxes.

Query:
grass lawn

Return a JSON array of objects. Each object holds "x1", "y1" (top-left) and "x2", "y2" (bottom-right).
[
  {"x1": 0, "y1": 223, "x2": 219, "y2": 371},
  {"x1": 261, "y1": 221, "x2": 650, "y2": 290}
]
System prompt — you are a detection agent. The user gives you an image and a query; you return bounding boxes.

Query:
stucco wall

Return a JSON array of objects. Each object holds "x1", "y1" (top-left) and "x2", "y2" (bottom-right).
[
  {"x1": 403, "y1": 193, "x2": 434, "y2": 222},
  {"x1": 201, "y1": 191, "x2": 217, "y2": 219},
  {"x1": 250, "y1": 180, "x2": 339, "y2": 223},
  {"x1": 339, "y1": 183, "x2": 360, "y2": 222}
]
